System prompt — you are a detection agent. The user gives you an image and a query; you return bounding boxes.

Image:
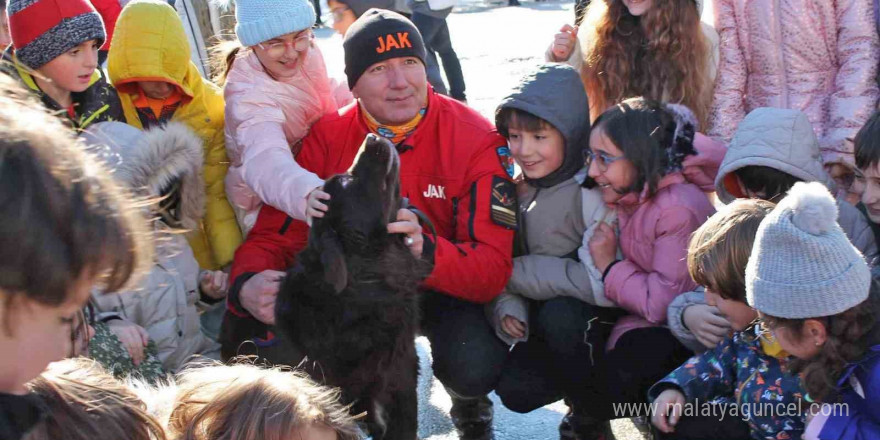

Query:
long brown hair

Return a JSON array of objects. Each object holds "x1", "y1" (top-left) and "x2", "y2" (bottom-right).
[
  {"x1": 580, "y1": 0, "x2": 712, "y2": 128},
  {"x1": 762, "y1": 291, "x2": 879, "y2": 402},
  {"x1": 24, "y1": 358, "x2": 167, "y2": 440}
]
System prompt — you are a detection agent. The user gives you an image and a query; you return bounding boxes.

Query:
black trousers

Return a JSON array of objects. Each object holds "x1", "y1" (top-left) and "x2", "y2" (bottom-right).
[
  {"x1": 419, "y1": 290, "x2": 510, "y2": 397},
  {"x1": 495, "y1": 297, "x2": 621, "y2": 413}
]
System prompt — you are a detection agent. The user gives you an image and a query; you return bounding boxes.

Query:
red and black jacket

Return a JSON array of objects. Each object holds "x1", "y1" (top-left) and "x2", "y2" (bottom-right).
[{"x1": 221, "y1": 90, "x2": 515, "y2": 355}]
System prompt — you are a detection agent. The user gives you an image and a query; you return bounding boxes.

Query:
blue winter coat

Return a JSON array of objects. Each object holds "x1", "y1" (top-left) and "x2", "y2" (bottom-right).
[
  {"x1": 649, "y1": 326, "x2": 806, "y2": 440},
  {"x1": 818, "y1": 345, "x2": 880, "y2": 440}
]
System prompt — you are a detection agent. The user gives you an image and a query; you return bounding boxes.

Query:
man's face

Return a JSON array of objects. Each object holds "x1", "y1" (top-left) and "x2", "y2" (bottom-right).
[{"x1": 352, "y1": 56, "x2": 428, "y2": 126}]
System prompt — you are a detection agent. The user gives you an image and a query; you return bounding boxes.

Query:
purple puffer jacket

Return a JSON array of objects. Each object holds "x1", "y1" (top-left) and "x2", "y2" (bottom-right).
[
  {"x1": 604, "y1": 134, "x2": 724, "y2": 349},
  {"x1": 708, "y1": 0, "x2": 879, "y2": 166}
]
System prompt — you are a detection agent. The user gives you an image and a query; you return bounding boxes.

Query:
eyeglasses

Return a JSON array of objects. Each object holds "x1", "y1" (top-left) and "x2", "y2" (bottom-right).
[
  {"x1": 331, "y1": 6, "x2": 351, "y2": 21},
  {"x1": 583, "y1": 149, "x2": 625, "y2": 172},
  {"x1": 257, "y1": 31, "x2": 314, "y2": 58},
  {"x1": 746, "y1": 317, "x2": 777, "y2": 345}
]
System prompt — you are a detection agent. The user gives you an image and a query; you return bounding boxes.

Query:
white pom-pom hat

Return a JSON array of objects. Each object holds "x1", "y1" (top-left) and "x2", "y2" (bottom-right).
[{"x1": 746, "y1": 181, "x2": 871, "y2": 318}]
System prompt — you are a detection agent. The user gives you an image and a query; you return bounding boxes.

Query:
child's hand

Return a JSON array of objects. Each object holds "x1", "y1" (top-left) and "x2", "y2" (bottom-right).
[
  {"x1": 651, "y1": 389, "x2": 686, "y2": 434},
  {"x1": 107, "y1": 319, "x2": 149, "y2": 366},
  {"x1": 501, "y1": 315, "x2": 526, "y2": 339},
  {"x1": 200, "y1": 270, "x2": 229, "y2": 299},
  {"x1": 306, "y1": 187, "x2": 331, "y2": 220},
  {"x1": 589, "y1": 222, "x2": 618, "y2": 273},
  {"x1": 683, "y1": 304, "x2": 731, "y2": 349},
  {"x1": 551, "y1": 24, "x2": 579, "y2": 61}
]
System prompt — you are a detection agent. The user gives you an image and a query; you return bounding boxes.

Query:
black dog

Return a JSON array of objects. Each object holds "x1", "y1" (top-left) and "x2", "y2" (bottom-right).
[{"x1": 276, "y1": 134, "x2": 432, "y2": 440}]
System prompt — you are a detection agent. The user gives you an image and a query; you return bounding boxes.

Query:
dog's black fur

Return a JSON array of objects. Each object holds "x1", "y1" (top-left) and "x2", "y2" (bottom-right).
[{"x1": 275, "y1": 134, "x2": 432, "y2": 440}]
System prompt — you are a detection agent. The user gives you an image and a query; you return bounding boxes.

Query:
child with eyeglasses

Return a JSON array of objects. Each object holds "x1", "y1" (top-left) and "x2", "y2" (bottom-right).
[
  {"x1": 575, "y1": 97, "x2": 724, "y2": 430},
  {"x1": 746, "y1": 182, "x2": 880, "y2": 440},
  {"x1": 213, "y1": 0, "x2": 353, "y2": 236},
  {"x1": 648, "y1": 199, "x2": 807, "y2": 440},
  {"x1": 107, "y1": 0, "x2": 242, "y2": 271}
]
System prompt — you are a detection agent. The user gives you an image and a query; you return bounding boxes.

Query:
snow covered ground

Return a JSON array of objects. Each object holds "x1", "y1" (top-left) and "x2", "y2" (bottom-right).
[{"x1": 313, "y1": 2, "x2": 657, "y2": 437}]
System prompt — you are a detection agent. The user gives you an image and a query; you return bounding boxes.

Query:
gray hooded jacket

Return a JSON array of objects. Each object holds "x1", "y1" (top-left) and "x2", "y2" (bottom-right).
[
  {"x1": 487, "y1": 64, "x2": 615, "y2": 345},
  {"x1": 669, "y1": 108, "x2": 877, "y2": 352}
]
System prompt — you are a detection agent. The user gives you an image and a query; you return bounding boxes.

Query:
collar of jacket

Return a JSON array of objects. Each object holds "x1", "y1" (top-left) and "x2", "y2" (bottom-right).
[{"x1": 0, "y1": 392, "x2": 46, "y2": 440}]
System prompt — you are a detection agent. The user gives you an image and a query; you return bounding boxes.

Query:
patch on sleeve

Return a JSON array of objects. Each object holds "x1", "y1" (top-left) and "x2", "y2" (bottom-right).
[
  {"x1": 490, "y1": 176, "x2": 517, "y2": 229},
  {"x1": 496, "y1": 146, "x2": 516, "y2": 178}
]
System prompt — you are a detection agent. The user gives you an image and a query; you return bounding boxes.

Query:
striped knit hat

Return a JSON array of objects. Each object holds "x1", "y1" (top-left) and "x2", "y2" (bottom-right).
[{"x1": 7, "y1": 0, "x2": 106, "y2": 69}]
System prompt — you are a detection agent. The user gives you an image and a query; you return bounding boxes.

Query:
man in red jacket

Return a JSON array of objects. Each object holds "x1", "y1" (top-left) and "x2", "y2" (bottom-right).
[{"x1": 220, "y1": 10, "x2": 515, "y2": 440}]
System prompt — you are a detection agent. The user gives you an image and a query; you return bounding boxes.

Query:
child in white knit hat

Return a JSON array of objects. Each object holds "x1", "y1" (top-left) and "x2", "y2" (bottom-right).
[{"x1": 747, "y1": 181, "x2": 880, "y2": 440}]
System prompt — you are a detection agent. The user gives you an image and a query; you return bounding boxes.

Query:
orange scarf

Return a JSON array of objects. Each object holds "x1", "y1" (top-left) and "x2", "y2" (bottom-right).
[{"x1": 361, "y1": 104, "x2": 426, "y2": 144}]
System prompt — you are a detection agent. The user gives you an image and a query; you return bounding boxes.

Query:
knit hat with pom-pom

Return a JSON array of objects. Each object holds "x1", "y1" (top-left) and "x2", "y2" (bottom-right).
[{"x1": 746, "y1": 181, "x2": 871, "y2": 318}]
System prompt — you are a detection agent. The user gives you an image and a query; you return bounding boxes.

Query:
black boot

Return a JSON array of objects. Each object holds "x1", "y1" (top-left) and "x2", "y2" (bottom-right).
[
  {"x1": 559, "y1": 410, "x2": 577, "y2": 440},
  {"x1": 449, "y1": 393, "x2": 494, "y2": 440}
]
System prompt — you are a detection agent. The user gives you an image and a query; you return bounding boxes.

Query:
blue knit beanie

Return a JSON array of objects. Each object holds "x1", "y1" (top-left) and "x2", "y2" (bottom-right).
[{"x1": 234, "y1": 0, "x2": 316, "y2": 47}]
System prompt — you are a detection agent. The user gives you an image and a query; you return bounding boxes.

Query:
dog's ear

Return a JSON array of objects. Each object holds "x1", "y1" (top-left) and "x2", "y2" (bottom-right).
[{"x1": 318, "y1": 228, "x2": 348, "y2": 293}]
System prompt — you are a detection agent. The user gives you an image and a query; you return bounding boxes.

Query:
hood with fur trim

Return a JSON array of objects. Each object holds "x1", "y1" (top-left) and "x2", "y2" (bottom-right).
[{"x1": 80, "y1": 122, "x2": 205, "y2": 230}]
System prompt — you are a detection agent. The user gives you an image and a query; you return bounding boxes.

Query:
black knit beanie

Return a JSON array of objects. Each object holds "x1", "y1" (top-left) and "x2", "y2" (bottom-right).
[{"x1": 343, "y1": 9, "x2": 427, "y2": 89}]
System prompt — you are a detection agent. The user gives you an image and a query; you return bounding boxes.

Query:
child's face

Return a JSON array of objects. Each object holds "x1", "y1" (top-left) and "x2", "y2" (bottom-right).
[
  {"x1": 704, "y1": 288, "x2": 756, "y2": 332},
  {"x1": 0, "y1": 10, "x2": 11, "y2": 49},
  {"x1": 253, "y1": 29, "x2": 314, "y2": 81},
  {"x1": 507, "y1": 123, "x2": 566, "y2": 180},
  {"x1": 858, "y1": 162, "x2": 880, "y2": 223},
  {"x1": 35, "y1": 40, "x2": 100, "y2": 94},
  {"x1": 0, "y1": 277, "x2": 93, "y2": 394},
  {"x1": 762, "y1": 315, "x2": 826, "y2": 360},
  {"x1": 587, "y1": 125, "x2": 637, "y2": 205},
  {"x1": 328, "y1": 0, "x2": 357, "y2": 36},
  {"x1": 138, "y1": 81, "x2": 175, "y2": 100}
]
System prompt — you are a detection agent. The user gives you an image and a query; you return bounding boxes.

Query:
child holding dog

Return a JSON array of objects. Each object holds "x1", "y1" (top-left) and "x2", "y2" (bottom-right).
[
  {"x1": 487, "y1": 63, "x2": 619, "y2": 439},
  {"x1": 746, "y1": 182, "x2": 880, "y2": 440},
  {"x1": 0, "y1": 76, "x2": 150, "y2": 440},
  {"x1": 648, "y1": 199, "x2": 806, "y2": 440}
]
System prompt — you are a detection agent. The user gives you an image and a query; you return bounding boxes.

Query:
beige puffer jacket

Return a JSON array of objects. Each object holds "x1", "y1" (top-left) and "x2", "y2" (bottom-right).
[{"x1": 83, "y1": 122, "x2": 221, "y2": 372}]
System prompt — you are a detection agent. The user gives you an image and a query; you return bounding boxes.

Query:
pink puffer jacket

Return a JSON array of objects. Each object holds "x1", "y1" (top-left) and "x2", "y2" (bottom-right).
[
  {"x1": 708, "y1": 0, "x2": 879, "y2": 166},
  {"x1": 604, "y1": 134, "x2": 724, "y2": 350},
  {"x1": 224, "y1": 46, "x2": 353, "y2": 231}
]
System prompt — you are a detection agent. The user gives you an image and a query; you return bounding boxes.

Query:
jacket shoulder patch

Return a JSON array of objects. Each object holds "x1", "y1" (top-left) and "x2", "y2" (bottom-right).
[
  {"x1": 490, "y1": 176, "x2": 517, "y2": 230},
  {"x1": 496, "y1": 146, "x2": 516, "y2": 178}
]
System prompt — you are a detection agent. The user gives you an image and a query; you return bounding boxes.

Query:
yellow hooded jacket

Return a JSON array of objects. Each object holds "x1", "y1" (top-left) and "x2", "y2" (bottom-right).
[{"x1": 108, "y1": 0, "x2": 241, "y2": 269}]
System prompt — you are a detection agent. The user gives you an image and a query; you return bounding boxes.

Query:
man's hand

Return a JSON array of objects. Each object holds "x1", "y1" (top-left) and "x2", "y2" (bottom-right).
[
  {"x1": 589, "y1": 222, "x2": 618, "y2": 273},
  {"x1": 682, "y1": 304, "x2": 732, "y2": 349},
  {"x1": 306, "y1": 188, "x2": 331, "y2": 220},
  {"x1": 551, "y1": 24, "x2": 579, "y2": 61},
  {"x1": 388, "y1": 209, "x2": 424, "y2": 257},
  {"x1": 652, "y1": 389, "x2": 686, "y2": 434},
  {"x1": 107, "y1": 319, "x2": 149, "y2": 366},
  {"x1": 240, "y1": 270, "x2": 285, "y2": 325},
  {"x1": 501, "y1": 315, "x2": 526, "y2": 339},
  {"x1": 200, "y1": 270, "x2": 229, "y2": 299}
]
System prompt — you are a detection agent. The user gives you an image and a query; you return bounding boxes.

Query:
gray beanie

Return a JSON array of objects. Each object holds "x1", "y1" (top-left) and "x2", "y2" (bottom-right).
[{"x1": 746, "y1": 181, "x2": 871, "y2": 318}]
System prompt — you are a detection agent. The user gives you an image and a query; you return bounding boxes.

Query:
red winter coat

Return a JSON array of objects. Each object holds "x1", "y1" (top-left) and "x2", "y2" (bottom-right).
[{"x1": 222, "y1": 90, "x2": 515, "y2": 351}]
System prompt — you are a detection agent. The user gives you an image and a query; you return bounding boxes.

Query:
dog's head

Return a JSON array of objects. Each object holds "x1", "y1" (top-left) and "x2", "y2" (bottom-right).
[{"x1": 309, "y1": 134, "x2": 403, "y2": 292}]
